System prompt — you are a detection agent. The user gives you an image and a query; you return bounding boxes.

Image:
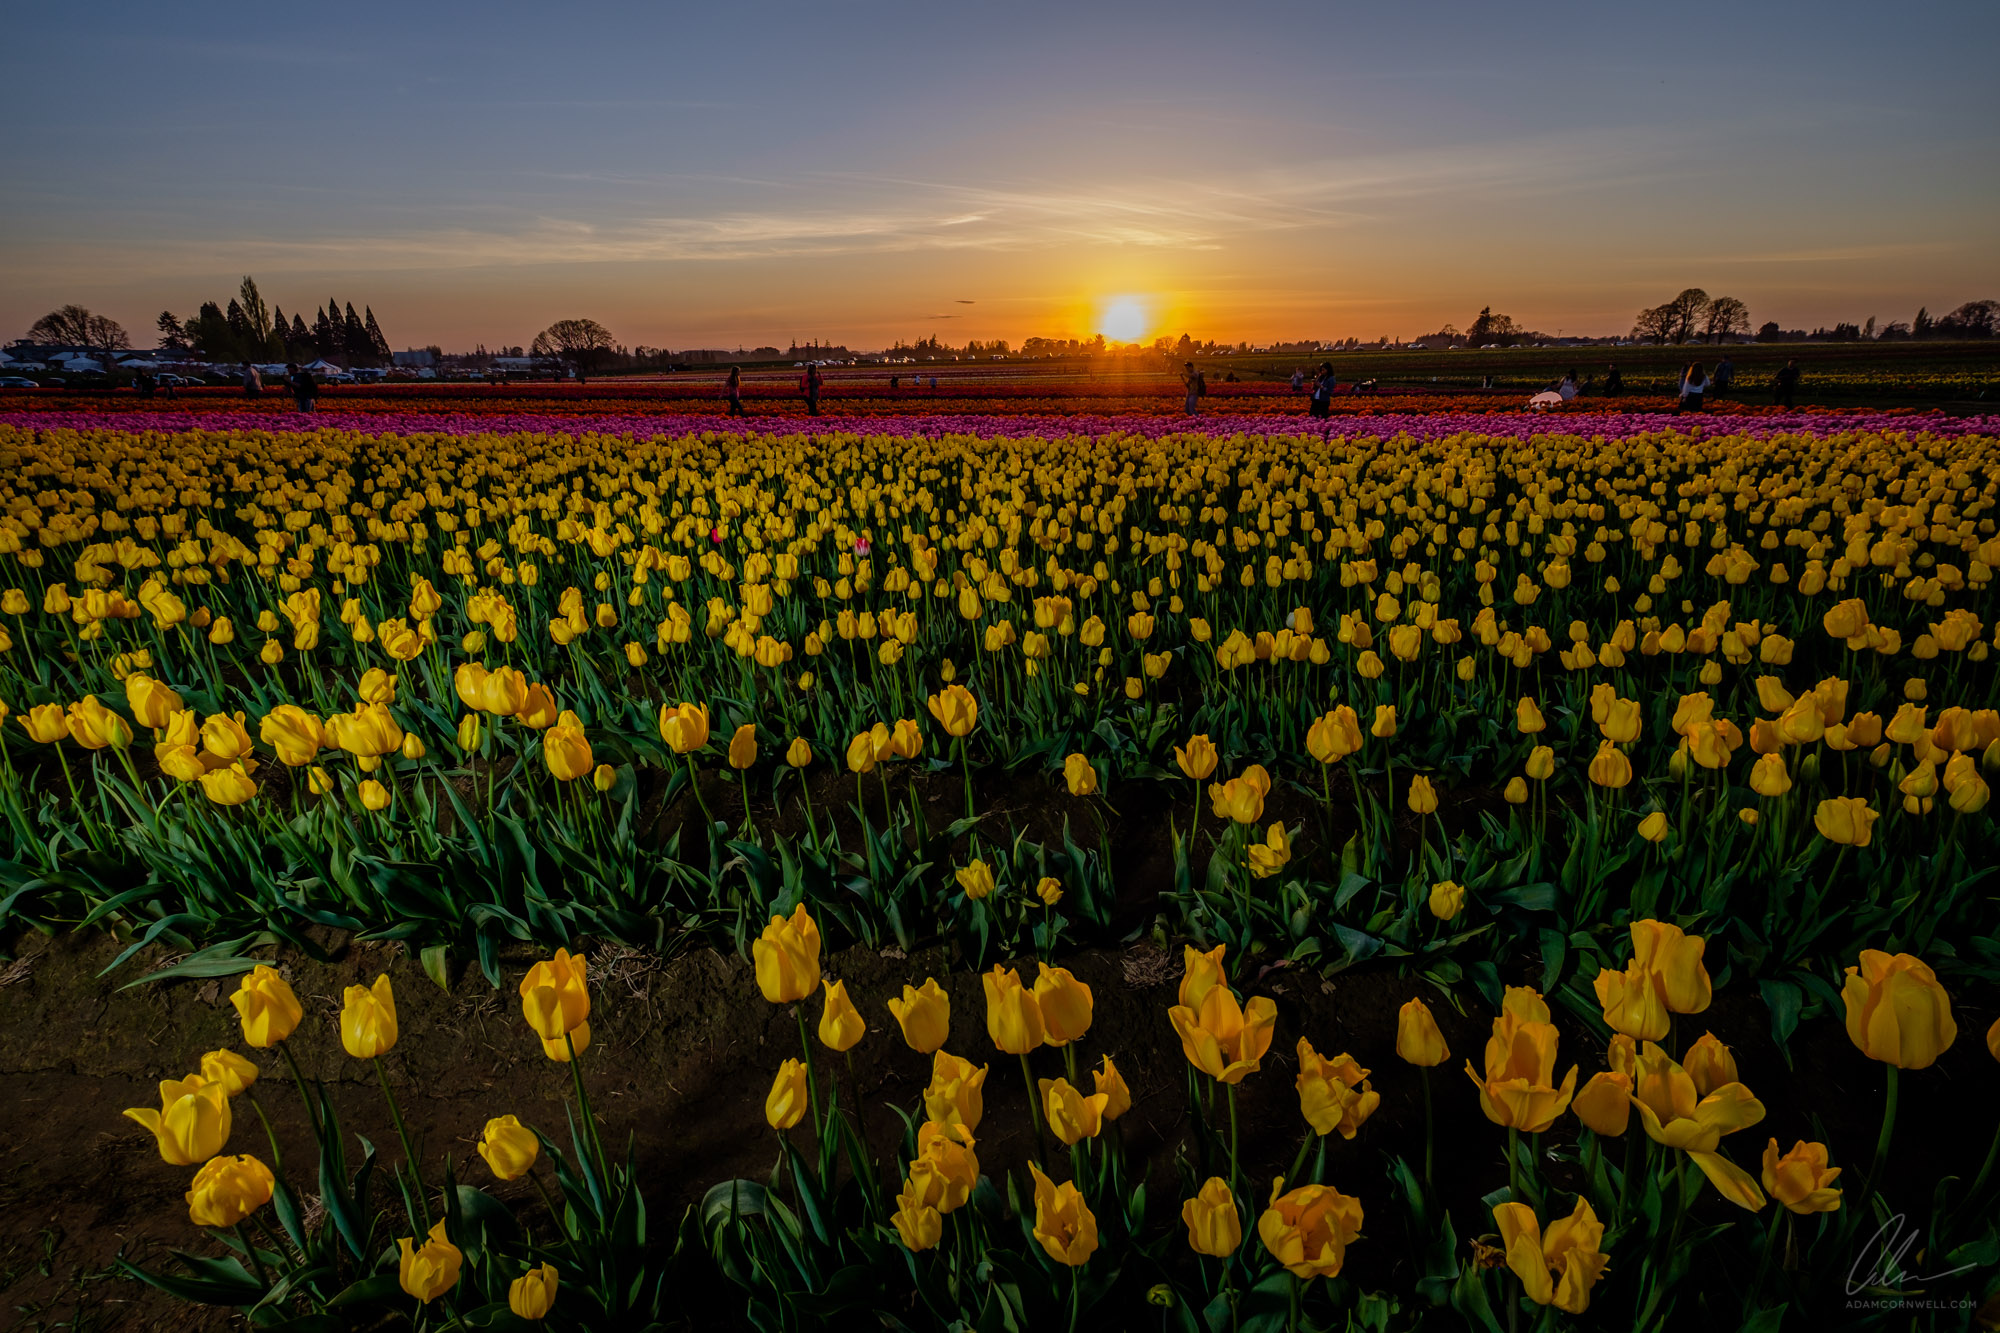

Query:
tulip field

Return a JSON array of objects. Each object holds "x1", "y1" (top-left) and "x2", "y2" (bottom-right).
[{"x1": 2, "y1": 402, "x2": 1999, "y2": 1331}]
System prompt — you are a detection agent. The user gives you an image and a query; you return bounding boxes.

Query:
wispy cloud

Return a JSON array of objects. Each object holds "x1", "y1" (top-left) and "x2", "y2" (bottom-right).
[{"x1": 3, "y1": 126, "x2": 1688, "y2": 279}]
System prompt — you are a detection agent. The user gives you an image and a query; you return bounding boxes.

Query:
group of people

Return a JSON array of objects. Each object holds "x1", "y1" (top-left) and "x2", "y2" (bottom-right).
[
  {"x1": 238, "y1": 360, "x2": 322, "y2": 412},
  {"x1": 1672, "y1": 356, "x2": 1802, "y2": 411}
]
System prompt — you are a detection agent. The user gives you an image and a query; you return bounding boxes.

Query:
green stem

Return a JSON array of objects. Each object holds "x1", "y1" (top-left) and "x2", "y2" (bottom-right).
[
  {"x1": 235, "y1": 1222, "x2": 271, "y2": 1289},
  {"x1": 277, "y1": 1040, "x2": 320, "y2": 1139},
  {"x1": 374, "y1": 1057, "x2": 429, "y2": 1231},
  {"x1": 1867, "y1": 1063, "x2": 1899, "y2": 1203},
  {"x1": 1227, "y1": 1082, "x2": 1241, "y2": 1197},
  {"x1": 1020, "y1": 1053, "x2": 1047, "y2": 1151},
  {"x1": 795, "y1": 1005, "x2": 823, "y2": 1138}
]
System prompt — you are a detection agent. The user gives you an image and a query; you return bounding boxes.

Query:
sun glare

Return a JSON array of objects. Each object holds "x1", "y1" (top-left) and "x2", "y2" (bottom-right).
[{"x1": 1098, "y1": 295, "x2": 1149, "y2": 343}]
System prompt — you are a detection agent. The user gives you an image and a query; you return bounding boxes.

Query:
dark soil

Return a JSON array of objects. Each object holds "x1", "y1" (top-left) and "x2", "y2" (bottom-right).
[{"x1": 3, "y1": 925, "x2": 1996, "y2": 1331}]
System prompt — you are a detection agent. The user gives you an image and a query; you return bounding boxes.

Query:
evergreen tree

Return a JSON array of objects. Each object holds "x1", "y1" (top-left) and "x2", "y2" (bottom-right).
[
  {"x1": 343, "y1": 303, "x2": 369, "y2": 361},
  {"x1": 314, "y1": 306, "x2": 337, "y2": 356},
  {"x1": 1913, "y1": 306, "x2": 1934, "y2": 338},
  {"x1": 226, "y1": 298, "x2": 251, "y2": 348},
  {"x1": 291, "y1": 313, "x2": 310, "y2": 351},
  {"x1": 364, "y1": 306, "x2": 391, "y2": 361},
  {"x1": 238, "y1": 276, "x2": 272, "y2": 342},
  {"x1": 271, "y1": 306, "x2": 288, "y2": 353}
]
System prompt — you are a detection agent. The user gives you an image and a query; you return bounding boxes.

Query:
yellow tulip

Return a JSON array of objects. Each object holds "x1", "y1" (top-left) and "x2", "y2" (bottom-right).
[
  {"x1": 1035, "y1": 875, "x2": 1064, "y2": 906},
  {"x1": 845, "y1": 729, "x2": 877, "y2": 774},
  {"x1": 786, "y1": 737, "x2": 812, "y2": 768},
  {"x1": 753, "y1": 904, "x2": 821, "y2": 1004},
  {"x1": 892, "y1": 1192, "x2": 943, "y2": 1252},
  {"x1": 541, "y1": 1021, "x2": 590, "y2": 1062},
  {"x1": 887, "y1": 978, "x2": 950, "y2": 1053},
  {"x1": 1630, "y1": 919, "x2": 1712, "y2": 1014},
  {"x1": 357, "y1": 778, "x2": 389, "y2": 811},
  {"x1": 1169, "y1": 984, "x2": 1277, "y2": 1084},
  {"x1": 1761, "y1": 1139, "x2": 1842, "y2": 1214},
  {"x1": 1525, "y1": 745, "x2": 1555, "y2": 780},
  {"x1": 766, "y1": 1059, "x2": 810, "y2": 1130},
  {"x1": 1465, "y1": 986, "x2": 1577, "y2": 1132},
  {"x1": 477, "y1": 1114, "x2": 541, "y2": 1180},
  {"x1": 125, "y1": 674, "x2": 183, "y2": 730},
  {"x1": 955, "y1": 858, "x2": 995, "y2": 901},
  {"x1": 1427, "y1": 880, "x2": 1465, "y2": 921},
  {"x1": 517, "y1": 683, "x2": 558, "y2": 729},
  {"x1": 1247, "y1": 821, "x2": 1290, "y2": 879},
  {"x1": 1629, "y1": 1041, "x2": 1767, "y2": 1207},
  {"x1": 1296, "y1": 1038, "x2": 1379, "y2": 1139},
  {"x1": 1094, "y1": 1055, "x2": 1131, "y2": 1120},
  {"x1": 1684, "y1": 1032, "x2": 1739, "y2": 1097},
  {"x1": 1593, "y1": 960, "x2": 1668, "y2": 1042},
  {"x1": 1175, "y1": 733, "x2": 1219, "y2": 780},
  {"x1": 124, "y1": 1074, "x2": 232, "y2": 1165},
  {"x1": 543, "y1": 711, "x2": 592, "y2": 781},
  {"x1": 19, "y1": 702, "x2": 68, "y2": 742},
  {"x1": 1571, "y1": 1071, "x2": 1632, "y2": 1137},
  {"x1": 1208, "y1": 773, "x2": 1265, "y2": 823},
  {"x1": 1182, "y1": 1177, "x2": 1242, "y2": 1257},
  {"x1": 658, "y1": 701, "x2": 710, "y2": 754},
  {"x1": 185, "y1": 1153, "x2": 274, "y2": 1228},
  {"x1": 1370, "y1": 704, "x2": 1397, "y2": 739},
  {"x1": 1063, "y1": 752, "x2": 1098, "y2": 796},
  {"x1": 230, "y1": 965, "x2": 302, "y2": 1048},
  {"x1": 1257, "y1": 1177, "x2": 1363, "y2": 1280},
  {"x1": 727, "y1": 723, "x2": 757, "y2": 770},
  {"x1": 1407, "y1": 774, "x2": 1438, "y2": 814},
  {"x1": 1306, "y1": 707, "x2": 1363, "y2": 763},
  {"x1": 398, "y1": 1220, "x2": 462, "y2": 1303},
  {"x1": 1040, "y1": 1076, "x2": 1111, "y2": 1144},
  {"x1": 817, "y1": 979, "x2": 865, "y2": 1051},
  {"x1": 66, "y1": 695, "x2": 132, "y2": 750},
  {"x1": 1516, "y1": 696, "x2": 1545, "y2": 734},
  {"x1": 925, "y1": 684, "x2": 978, "y2": 737},
  {"x1": 982, "y1": 965, "x2": 1044, "y2": 1054},
  {"x1": 198, "y1": 1049, "x2": 259, "y2": 1097},
  {"x1": 340, "y1": 973, "x2": 398, "y2": 1058},
  {"x1": 509, "y1": 1263, "x2": 558, "y2": 1320},
  {"x1": 1396, "y1": 997, "x2": 1448, "y2": 1067},
  {"x1": 1034, "y1": 963, "x2": 1094, "y2": 1046},
  {"x1": 1637, "y1": 810, "x2": 1669, "y2": 842},
  {"x1": 1493, "y1": 1196, "x2": 1609, "y2": 1313},
  {"x1": 1027, "y1": 1163, "x2": 1099, "y2": 1267},
  {"x1": 199, "y1": 763, "x2": 259, "y2": 806},
  {"x1": 1587, "y1": 740, "x2": 1632, "y2": 788},
  {"x1": 1179, "y1": 943, "x2": 1229, "y2": 1010},
  {"x1": 1841, "y1": 950, "x2": 1956, "y2": 1069},
  {"x1": 1814, "y1": 796, "x2": 1878, "y2": 847},
  {"x1": 519, "y1": 947, "x2": 591, "y2": 1041},
  {"x1": 923, "y1": 1051, "x2": 987, "y2": 1139}
]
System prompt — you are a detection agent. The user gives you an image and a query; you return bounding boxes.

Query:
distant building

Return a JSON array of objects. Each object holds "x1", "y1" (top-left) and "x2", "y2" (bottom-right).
[{"x1": 392, "y1": 348, "x2": 436, "y2": 369}]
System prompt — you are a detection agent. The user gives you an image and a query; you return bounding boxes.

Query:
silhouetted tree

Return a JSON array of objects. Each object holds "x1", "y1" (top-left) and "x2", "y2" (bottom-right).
[
  {"x1": 1703, "y1": 296, "x2": 1749, "y2": 342},
  {"x1": 364, "y1": 306, "x2": 391, "y2": 361},
  {"x1": 156, "y1": 311, "x2": 189, "y2": 352},
  {"x1": 531, "y1": 318, "x2": 616, "y2": 383}
]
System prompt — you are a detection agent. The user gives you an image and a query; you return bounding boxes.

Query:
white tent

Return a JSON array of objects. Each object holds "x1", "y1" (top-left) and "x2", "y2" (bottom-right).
[
  {"x1": 59, "y1": 356, "x2": 104, "y2": 372},
  {"x1": 304, "y1": 358, "x2": 343, "y2": 374}
]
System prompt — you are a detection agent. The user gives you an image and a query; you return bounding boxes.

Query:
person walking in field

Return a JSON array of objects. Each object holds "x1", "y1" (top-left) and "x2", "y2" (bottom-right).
[
  {"x1": 802, "y1": 363, "x2": 823, "y2": 416},
  {"x1": 1712, "y1": 353, "x2": 1734, "y2": 399},
  {"x1": 240, "y1": 361, "x2": 262, "y2": 396},
  {"x1": 1676, "y1": 361, "x2": 1707, "y2": 414},
  {"x1": 1604, "y1": 363, "x2": 1623, "y2": 396},
  {"x1": 726, "y1": 365, "x2": 747, "y2": 417},
  {"x1": 1774, "y1": 359, "x2": 1800, "y2": 409},
  {"x1": 1308, "y1": 361, "x2": 1335, "y2": 418},
  {"x1": 1181, "y1": 361, "x2": 1204, "y2": 415},
  {"x1": 1290, "y1": 367, "x2": 1305, "y2": 394}
]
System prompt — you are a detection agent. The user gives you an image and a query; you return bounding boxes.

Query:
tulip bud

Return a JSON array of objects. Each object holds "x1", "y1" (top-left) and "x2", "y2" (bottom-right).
[
  {"x1": 1181, "y1": 1177, "x2": 1242, "y2": 1257},
  {"x1": 887, "y1": 979, "x2": 951, "y2": 1054},
  {"x1": 818, "y1": 979, "x2": 866, "y2": 1051},
  {"x1": 185, "y1": 1153, "x2": 275, "y2": 1228},
  {"x1": 765, "y1": 1058, "x2": 809, "y2": 1130},
  {"x1": 477, "y1": 1114, "x2": 541, "y2": 1180},
  {"x1": 508, "y1": 1263, "x2": 559, "y2": 1321},
  {"x1": 340, "y1": 974, "x2": 398, "y2": 1058}
]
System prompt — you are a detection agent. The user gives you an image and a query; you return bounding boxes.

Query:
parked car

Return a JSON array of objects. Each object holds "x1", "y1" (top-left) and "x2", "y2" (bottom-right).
[{"x1": 0, "y1": 376, "x2": 41, "y2": 388}]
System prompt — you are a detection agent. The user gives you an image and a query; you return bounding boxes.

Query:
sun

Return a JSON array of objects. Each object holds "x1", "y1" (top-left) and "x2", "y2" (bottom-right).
[{"x1": 1098, "y1": 295, "x2": 1150, "y2": 343}]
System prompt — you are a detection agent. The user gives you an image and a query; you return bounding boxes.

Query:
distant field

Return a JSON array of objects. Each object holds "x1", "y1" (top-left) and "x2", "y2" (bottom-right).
[{"x1": 1219, "y1": 339, "x2": 2000, "y2": 403}]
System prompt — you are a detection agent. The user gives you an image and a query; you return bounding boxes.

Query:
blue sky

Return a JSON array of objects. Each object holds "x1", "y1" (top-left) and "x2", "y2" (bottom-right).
[{"x1": 2, "y1": 0, "x2": 1995, "y2": 349}]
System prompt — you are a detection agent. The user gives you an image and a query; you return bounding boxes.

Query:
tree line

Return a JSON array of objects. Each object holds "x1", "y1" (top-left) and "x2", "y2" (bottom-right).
[{"x1": 154, "y1": 277, "x2": 393, "y2": 365}]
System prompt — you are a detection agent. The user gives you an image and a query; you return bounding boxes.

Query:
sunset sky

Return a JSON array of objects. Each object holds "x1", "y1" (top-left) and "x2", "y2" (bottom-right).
[{"x1": 3, "y1": 1, "x2": 1995, "y2": 352}]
